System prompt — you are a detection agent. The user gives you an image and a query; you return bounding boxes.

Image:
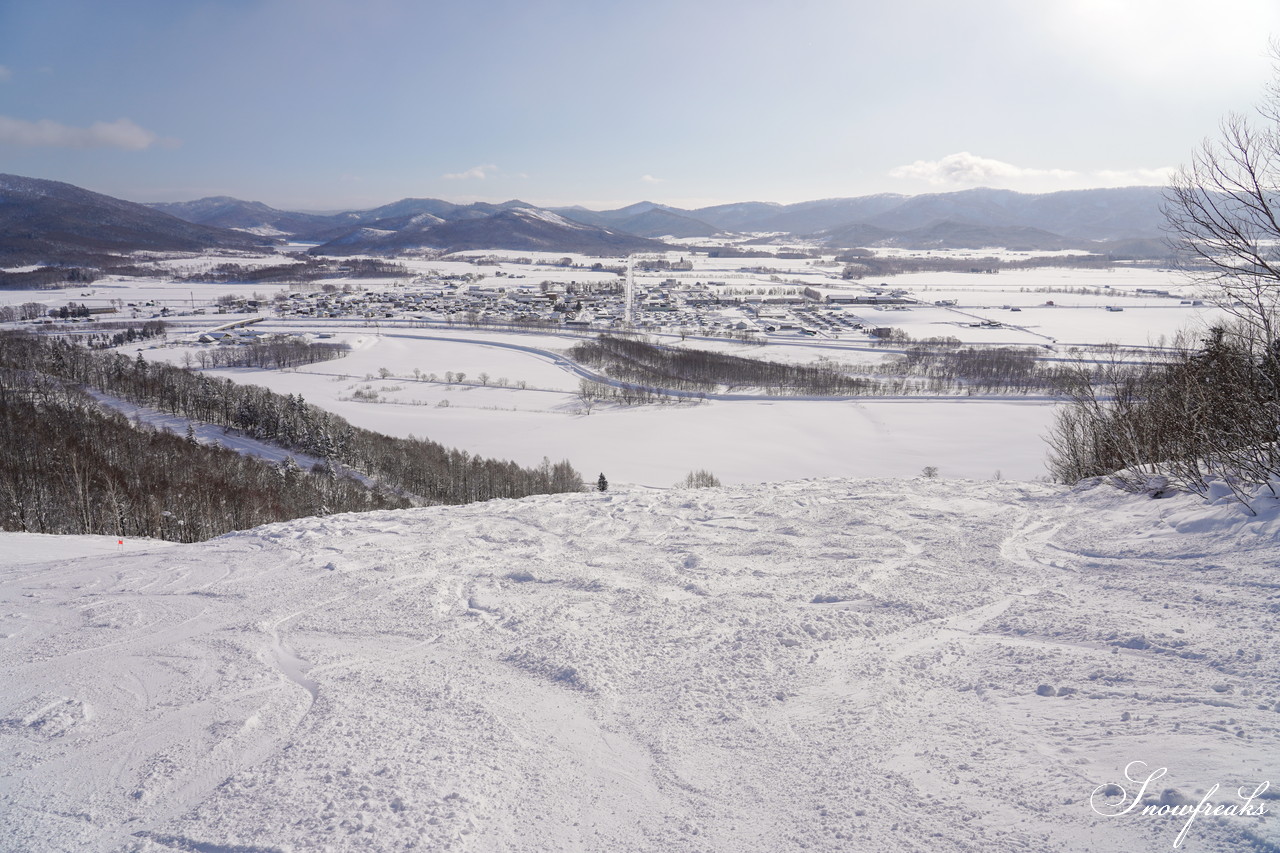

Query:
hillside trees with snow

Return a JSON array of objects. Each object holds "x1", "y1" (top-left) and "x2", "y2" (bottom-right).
[
  {"x1": 1046, "y1": 326, "x2": 1280, "y2": 504},
  {"x1": 1048, "y1": 61, "x2": 1280, "y2": 504},
  {"x1": 0, "y1": 382, "x2": 407, "y2": 541},
  {"x1": 0, "y1": 332, "x2": 586, "y2": 513}
]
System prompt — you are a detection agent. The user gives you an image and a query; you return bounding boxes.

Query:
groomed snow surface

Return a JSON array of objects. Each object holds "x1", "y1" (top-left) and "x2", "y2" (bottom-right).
[{"x1": 2, "y1": 478, "x2": 1277, "y2": 852}]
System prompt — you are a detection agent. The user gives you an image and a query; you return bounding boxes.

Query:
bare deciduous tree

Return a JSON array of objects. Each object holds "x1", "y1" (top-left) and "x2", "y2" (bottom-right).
[
  {"x1": 1164, "y1": 47, "x2": 1280, "y2": 350},
  {"x1": 676, "y1": 469, "x2": 721, "y2": 488},
  {"x1": 1047, "y1": 57, "x2": 1280, "y2": 507}
]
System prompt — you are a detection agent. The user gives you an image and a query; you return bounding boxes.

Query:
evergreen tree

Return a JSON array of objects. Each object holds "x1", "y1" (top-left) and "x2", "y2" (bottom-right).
[{"x1": 597, "y1": 472, "x2": 608, "y2": 492}]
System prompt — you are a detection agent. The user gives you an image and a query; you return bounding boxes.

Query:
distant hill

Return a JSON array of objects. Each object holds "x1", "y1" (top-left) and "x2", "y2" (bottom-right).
[
  {"x1": 858, "y1": 186, "x2": 1168, "y2": 241},
  {"x1": 554, "y1": 202, "x2": 719, "y2": 238},
  {"x1": 357, "y1": 197, "x2": 535, "y2": 222},
  {"x1": 706, "y1": 195, "x2": 912, "y2": 234},
  {"x1": 765, "y1": 222, "x2": 895, "y2": 247},
  {"x1": 622, "y1": 209, "x2": 714, "y2": 239},
  {"x1": 145, "y1": 196, "x2": 339, "y2": 238},
  {"x1": 685, "y1": 201, "x2": 785, "y2": 232},
  {"x1": 0, "y1": 174, "x2": 275, "y2": 265},
  {"x1": 609, "y1": 207, "x2": 719, "y2": 239},
  {"x1": 310, "y1": 207, "x2": 670, "y2": 256},
  {"x1": 870, "y1": 220, "x2": 1078, "y2": 251}
]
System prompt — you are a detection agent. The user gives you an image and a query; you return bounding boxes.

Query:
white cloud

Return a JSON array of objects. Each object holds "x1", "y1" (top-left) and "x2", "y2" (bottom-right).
[
  {"x1": 0, "y1": 115, "x2": 160, "y2": 150},
  {"x1": 890, "y1": 152, "x2": 1076, "y2": 185},
  {"x1": 890, "y1": 152, "x2": 1174, "y2": 189},
  {"x1": 641, "y1": 174, "x2": 666, "y2": 184},
  {"x1": 443, "y1": 164, "x2": 498, "y2": 180},
  {"x1": 0, "y1": 66, "x2": 12, "y2": 83}
]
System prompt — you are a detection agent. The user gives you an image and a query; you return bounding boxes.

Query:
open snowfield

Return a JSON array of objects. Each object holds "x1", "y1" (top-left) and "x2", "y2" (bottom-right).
[
  {"x1": 136, "y1": 327, "x2": 1060, "y2": 486},
  {"x1": 2, "y1": 478, "x2": 1276, "y2": 852}
]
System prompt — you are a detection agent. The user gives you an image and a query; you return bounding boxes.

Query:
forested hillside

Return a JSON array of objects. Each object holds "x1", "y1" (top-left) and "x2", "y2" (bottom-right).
[
  {"x1": 0, "y1": 385, "x2": 408, "y2": 540},
  {"x1": 0, "y1": 332, "x2": 585, "y2": 540}
]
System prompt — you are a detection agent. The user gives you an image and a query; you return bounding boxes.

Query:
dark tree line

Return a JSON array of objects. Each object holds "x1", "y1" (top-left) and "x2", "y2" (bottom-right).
[
  {"x1": 69, "y1": 320, "x2": 169, "y2": 349},
  {"x1": 571, "y1": 335, "x2": 884, "y2": 395},
  {"x1": 838, "y1": 253, "x2": 1160, "y2": 280},
  {"x1": 182, "y1": 257, "x2": 411, "y2": 284},
  {"x1": 54, "y1": 317, "x2": 170, "y2": 348},
  {"x1": 0, "y1": 381, "x2": 408, "y2": 541},
  {"x1": 0, "y1": 266, "x2": 100, "y2": 290},
  {"x1": 570, "y1": 334, "x2": 1067, "y2": 397},
  {"x1": 0, "y1": 333, "x2": 586, "y2": 531},
  {"x1": 186, "y1": 338, "x2": 349, "y2": 370},
  {"x1": 50, "y1": 301, "x2": 92, "y2": 319}
]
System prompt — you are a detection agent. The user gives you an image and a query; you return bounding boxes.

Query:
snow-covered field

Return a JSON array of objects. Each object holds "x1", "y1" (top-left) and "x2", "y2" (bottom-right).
[
  {"x1": 136, "y1": 327, "x2": 1060, "y2": 485},
  {"x1": 2, "y1": 478, "x2": 1276, "y2": 852}
]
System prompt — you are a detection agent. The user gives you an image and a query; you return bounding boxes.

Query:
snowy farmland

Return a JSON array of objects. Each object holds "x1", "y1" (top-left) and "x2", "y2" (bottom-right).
[
  {"x1": 0, "y1": 252, "x2": 1230, "y2": 487},
  {"x1": 1, "y1": 477, "x2": 1276, "y2": 851}
]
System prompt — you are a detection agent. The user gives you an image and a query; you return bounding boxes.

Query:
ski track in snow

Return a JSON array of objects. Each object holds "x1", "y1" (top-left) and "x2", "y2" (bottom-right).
[{"x1": 1, "y1": 478, "x2": 1277, "y2": 852}]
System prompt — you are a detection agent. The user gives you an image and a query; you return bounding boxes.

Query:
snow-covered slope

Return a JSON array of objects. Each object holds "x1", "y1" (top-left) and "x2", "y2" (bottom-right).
[{"x1": 1, "y1": 478, "x2": 1277, "y2": 852}]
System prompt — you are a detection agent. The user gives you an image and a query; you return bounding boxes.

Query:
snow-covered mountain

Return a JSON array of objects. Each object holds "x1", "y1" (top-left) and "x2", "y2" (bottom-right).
[
  {"x1": 145, "y1": 196, "x2": 340, "y2": 238},
  {"x1": 4, "y1": 173, "x2": 1175, "y2": 262},
  {"x1": 2, "y1": 477, "x2": 1276, "y2": 852},
  {"x1": 553, "y1": 201, "x2": 721, "y2": 239},
  {"x1": 0, "y1": 175, "x2": 276, "y2": 264},
  {"x1": 309, "y1": 206, "x2": 669, "y2": 256}
]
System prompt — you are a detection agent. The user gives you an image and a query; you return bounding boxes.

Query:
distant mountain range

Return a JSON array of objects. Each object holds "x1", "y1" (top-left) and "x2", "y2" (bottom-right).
[
  {"x1": 556, "y1": 186, "x2": 1169, "y2": 251},
  {"x1": 0, "y1": 175, "x2": 274, "y2": 265},
  {"x1": 151, "y1": 185, "x2": 1171, "y2": 255},
  {"x1": 148, "y1": 195, "x2": 668, "y2": 255},
  {"x1": 0, "y1": 173, "x2": 1176, "y2": 265}
]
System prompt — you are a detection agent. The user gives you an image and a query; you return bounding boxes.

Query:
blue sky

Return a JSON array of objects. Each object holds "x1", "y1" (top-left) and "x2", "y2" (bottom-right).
[{"x1": 1, "y1": 0, "x2": 1278, "y2": 211}]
